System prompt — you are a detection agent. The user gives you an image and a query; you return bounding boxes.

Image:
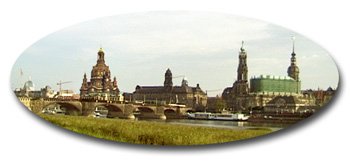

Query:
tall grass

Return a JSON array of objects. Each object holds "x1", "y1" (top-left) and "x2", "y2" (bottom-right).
[{"x1": 40, "y1": 115, "x2": 272, "y2": 145}]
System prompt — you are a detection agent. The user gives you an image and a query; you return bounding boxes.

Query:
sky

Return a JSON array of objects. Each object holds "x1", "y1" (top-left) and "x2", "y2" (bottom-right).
[{"x1": 10, "y1": 11, "x2": 339, "y2": 97}]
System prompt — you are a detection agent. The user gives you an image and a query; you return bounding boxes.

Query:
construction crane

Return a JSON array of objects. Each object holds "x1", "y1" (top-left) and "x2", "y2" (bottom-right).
[{"x1": 57, "y1": 80, "x2": 72, "y2": 94}]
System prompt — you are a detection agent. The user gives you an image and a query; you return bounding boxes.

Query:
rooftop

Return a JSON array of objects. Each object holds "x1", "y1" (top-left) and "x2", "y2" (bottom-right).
[{"x1": 251, "y1": 75, "x2": 294, "y2": 81}]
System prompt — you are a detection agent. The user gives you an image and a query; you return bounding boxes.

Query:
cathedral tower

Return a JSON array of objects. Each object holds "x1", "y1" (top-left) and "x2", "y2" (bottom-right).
[
  {"x1": 222, "y1": 41, "x2": 250, "y2": 112},
  {"x1": 237, "y1": 41, "x2": 248, "y2": 82},
  {"x1": 232, "y1": 41, "x2": 249, "y2": 96},
  {"x1": 287, "y1": 37, "x2": 300, "y2": 81},
  {"x1": 164, "y1": 68, "x2": 173, "y2": 91},
  {"x1": 80, "y1": 48, "x2": 120, "y2": 101}
]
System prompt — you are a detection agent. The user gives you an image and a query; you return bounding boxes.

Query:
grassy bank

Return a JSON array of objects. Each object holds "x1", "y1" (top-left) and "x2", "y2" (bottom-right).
[{"x1": 40, "y1": 115, "x2": 272, "y2": 145}]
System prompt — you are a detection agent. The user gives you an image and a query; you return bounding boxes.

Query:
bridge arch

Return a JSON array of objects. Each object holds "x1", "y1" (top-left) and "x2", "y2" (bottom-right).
[
  {"x1": 164, "y1": 108, "x2": 177, "y2": 118},
  {"x1": 93, "y1": 104, "x2": 124, "y2": 118},
  {"x1": 137, "y1": 106, "x2": 155, "y2": 113},
  {"x1": 43, "y1": 102, "x2": 82, "y2": 115},
  {"x1": 164, "y1": 108, "x2": 176, "y2": 114}
]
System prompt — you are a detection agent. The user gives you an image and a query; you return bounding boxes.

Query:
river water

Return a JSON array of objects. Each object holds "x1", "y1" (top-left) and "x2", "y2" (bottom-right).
[{"x1": 137, "y1": 118, "x2": 289, "y2": 131}]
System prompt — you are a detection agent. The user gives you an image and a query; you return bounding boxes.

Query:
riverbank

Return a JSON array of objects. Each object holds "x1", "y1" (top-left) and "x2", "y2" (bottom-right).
[{"x1": 40, "y1": 115, "x2": 272, "y2": 145}]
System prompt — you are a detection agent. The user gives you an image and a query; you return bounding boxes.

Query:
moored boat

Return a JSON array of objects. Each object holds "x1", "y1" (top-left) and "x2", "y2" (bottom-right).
[
  {"x1": 93, "y1": 107, "x2": 108, "y2": 118},
  {"x1": 187, "y1": 112, "x2": 249, "y2": 121}
]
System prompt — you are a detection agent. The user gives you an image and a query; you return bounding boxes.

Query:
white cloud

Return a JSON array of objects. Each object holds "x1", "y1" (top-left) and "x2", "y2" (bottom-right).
[{"x1": 11, "y1": 11, "x2": 339, "y2": 96}]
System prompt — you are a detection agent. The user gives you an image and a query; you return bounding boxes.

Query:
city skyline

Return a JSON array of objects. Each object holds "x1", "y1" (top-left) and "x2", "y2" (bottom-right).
[{"x1": 10, "y1": 11, "x2": 339, "y2": 97}]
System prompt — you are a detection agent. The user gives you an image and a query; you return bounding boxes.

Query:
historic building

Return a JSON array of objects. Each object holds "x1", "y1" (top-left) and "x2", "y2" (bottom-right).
[
  {"x1": 250, "y1": 75, "x2": 300, "y2": 94},
  {"x1": 133, "y1": 68, "x2": 207, "y2": 109},
  {"x1": 250, "y1": 40, "x2": 301, "y2": 94},
  {"x1": 222, "y1": 40, "x2": 317, "y2": 113},
  {"x1": 222, "y1": 41, "x2": 251, "y2": 112},
  {"x1": 80, "y1": 48, "x2": 120, "y2": 101},
  {"x1": 303, "y1": 87, "x2": 336, "y2": 106},
  {"x1": 14, "y1": 78, "x2": 56, "y2": 99}
]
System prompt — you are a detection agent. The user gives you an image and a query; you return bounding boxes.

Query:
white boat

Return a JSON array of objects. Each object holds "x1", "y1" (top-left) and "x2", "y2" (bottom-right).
[
  {"x1": 93, "y1": 107, "x2": 108, "y2": 118},
  {"x1": 187, "y1": 112, "x2": 249, "y2": 121},
  {"x1": 42, "y1": 105, "x2": 66, "y2": 115}
]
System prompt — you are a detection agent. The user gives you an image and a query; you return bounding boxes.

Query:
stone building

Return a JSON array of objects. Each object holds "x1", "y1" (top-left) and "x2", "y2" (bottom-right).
[
  {"x1": 222, "y1": 41, "x2": 251, "y2": 112},
  {"x1": 80, "y1": 48, "x2": 120, "y2": 101},
  {"x1": 303, "y1": 87, "x2": 336, "y2": 106},
  {"x1": 222, "y1": 40, "x2": 317, "y2": 113},
  {"x1": 133, "y1": 68, "x2": 207, "y2": 109},
  {"x1": 264, "y1": 95, "x2": 317, "y2": 113},
  {"x1": 250, "y1": 75, "x2": 300, "y2": 94},
  {"x1": 14, "y1": 78, "x2": 55, "y2": 99}
]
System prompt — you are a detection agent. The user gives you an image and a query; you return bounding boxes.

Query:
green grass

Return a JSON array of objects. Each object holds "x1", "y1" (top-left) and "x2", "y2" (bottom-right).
[{"x1": 40, "y1": 115, "x2": 272, "y2": 146}]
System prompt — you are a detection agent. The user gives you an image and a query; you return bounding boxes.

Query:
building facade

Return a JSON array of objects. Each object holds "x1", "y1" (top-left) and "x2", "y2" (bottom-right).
[
  {"x1": 250, "y1": 75, "x2": 300, "y2": 94},
  {"x1": 303, "y1": 87, "x2": 336, "y2": 106},
  {"x1": 80, "y1": 48, "x2": 120, "y2": 101},
  {"x1": 133, "y1": 68, "x2": 207, "y2": 109},
  {"x1": 222, "y1": 41, "x2": 251, "y2": 112},
  {"x1": 222, "y1": 40, "x2": 317, "y2": 113},
  {"x1": 14, "y1": 78, "x2": 56, "y2": 99}
]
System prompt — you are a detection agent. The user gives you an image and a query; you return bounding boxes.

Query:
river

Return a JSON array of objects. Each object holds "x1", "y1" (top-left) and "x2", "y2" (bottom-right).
[{"x1": 137, "y1": 118, "x2": 289, "y2": 131}]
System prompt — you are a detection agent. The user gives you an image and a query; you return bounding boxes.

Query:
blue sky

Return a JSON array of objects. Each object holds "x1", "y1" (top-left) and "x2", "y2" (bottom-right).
[{"x1": 10, "y1": 11, "x2": 339, "y2": 96}]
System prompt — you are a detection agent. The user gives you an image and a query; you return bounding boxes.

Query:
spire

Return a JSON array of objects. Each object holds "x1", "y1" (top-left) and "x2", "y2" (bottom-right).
[
  {"x1": 287, "y1": 36, "x2": 300, "y2": 81},
  {"x1": 240, "y1": 40, "x2": 245, "y2": 52},
  {"x1": 292, "y1": 36, "x2": 296, "y2": 55},
  {"x1": 290, "y1": 36, "x2": 297, "y2": 64},
  {"x1": 113, "y1": 76, "x2": 118, "y2": 88},
  {"x1": 97, "y1": 48, "x2": 105, "y2": 64},
  {"x1": 237, "y1": 41, "x2": 248, "y2": 82},
  {"x1": 164, "y1": 68, "x2": 173, "y2": 89}
]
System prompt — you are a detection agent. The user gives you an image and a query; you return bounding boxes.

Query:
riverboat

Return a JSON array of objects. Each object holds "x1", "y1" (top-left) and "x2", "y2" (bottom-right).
[
  {"x1": 187, "y1": 112, "x2": 249, "y2": 121},
  {"x1": 93, "y1": 107, "x2": 108, "y2": 118},
  {"x1": 42, "y1": 105, "x2": 66, "y2": 115}
]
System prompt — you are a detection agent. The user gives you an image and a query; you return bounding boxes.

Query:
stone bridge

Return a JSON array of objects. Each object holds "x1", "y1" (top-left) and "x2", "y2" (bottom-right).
[{"x1": 28, "y1": 99, "x2": 192, "y2": 119}]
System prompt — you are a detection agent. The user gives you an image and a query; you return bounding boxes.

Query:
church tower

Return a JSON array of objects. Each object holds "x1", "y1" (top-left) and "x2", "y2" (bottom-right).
[
  {"x1": 164, "y1": 68, "x2": 173, "y2": 91},
  {"x1": 232, "y1": 41, "x2": 249, "y2": 96},
  {"x1": 237, "y1": 41, "x2": 248, "y2": 82},
  {"x1": 80, "y1": 73, "x2": 88, "y2": 96},
  {"x1": 97, "y1": 48, "x2": 105, "y2": 64},
  {"x1": 222, "y1": 41, "x2": 250, "y2": 112},
  {"x1": 287, "y1": 37, "x2": 300, "y2": 81},
  {"x1": 80, "y1": 48, "x2": 120, "y2": 101}
]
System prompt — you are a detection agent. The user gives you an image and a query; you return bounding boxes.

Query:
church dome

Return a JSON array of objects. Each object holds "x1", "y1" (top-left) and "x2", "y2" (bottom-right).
[
  {"x1": 23, "y1": 80, "x2": 35, "y2": 91},
  {"x1": 288, "y1": 65, "x2": 299, "y2": 73}
]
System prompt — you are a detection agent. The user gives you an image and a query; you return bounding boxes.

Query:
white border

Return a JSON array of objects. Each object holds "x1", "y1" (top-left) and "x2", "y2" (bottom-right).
[{"x1": 0, "y1": 0, "x2": 348, "y2": 162}]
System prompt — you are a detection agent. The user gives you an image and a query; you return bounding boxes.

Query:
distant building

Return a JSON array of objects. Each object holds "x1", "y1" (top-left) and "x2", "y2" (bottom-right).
[
  {"x1": 222, "y1": 41, "x2": 251, "y2": 112},
  {"x1": 264, "y1": 95, "x2": 317, "y2": 113},
  {"x1": 222, "y1": 40, "x2": 319, "y2": 113},
  {"x1": 14, "y1": 78, "x2": 56, "y2": 99},
  {"x1": 80, "y1": 48, "x2": 120, "y2": 101},
  {"x1": 133, "y1": 68, "x2": 207, "y2": 109},
  {"x1": 41, "y1": 86, "x2": 56, "y2": 98},
  {"x1": 250, "y1": 75, "x2": 300, "y2": 94},
  {"x1": 57, "y1": 90, "x2": 80, "y2": 100},
  {"x1": 303, "y1": 87, "x2": 336, "y2": 106}
]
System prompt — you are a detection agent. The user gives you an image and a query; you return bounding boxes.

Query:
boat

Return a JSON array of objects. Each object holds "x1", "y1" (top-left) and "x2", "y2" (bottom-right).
[
  {"x1": 187, "y1": 112, "x2": 250, "y2": 121},
  {"x1": 41, "y1": 105, "x2": 66, "y2": 115},
  {"x1": 93, "y1": 107, "x2": 108, "y2": 118}
]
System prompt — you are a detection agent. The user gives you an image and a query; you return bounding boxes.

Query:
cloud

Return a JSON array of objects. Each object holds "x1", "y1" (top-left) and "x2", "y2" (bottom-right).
[{"x1": 11, "y1": 11, "x2": 339, "y2": 96}]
